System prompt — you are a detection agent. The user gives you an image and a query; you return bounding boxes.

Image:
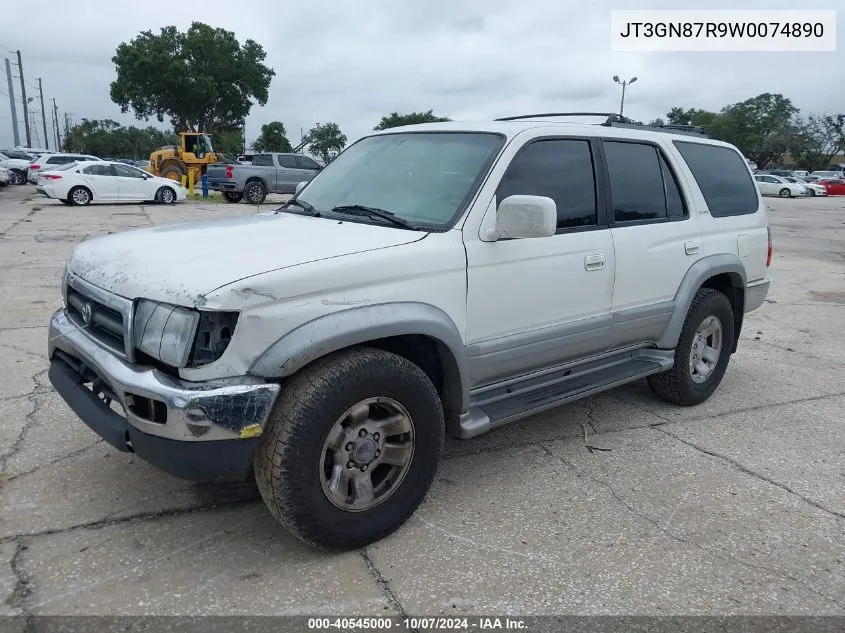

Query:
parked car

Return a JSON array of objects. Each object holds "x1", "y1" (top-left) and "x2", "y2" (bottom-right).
[
  {"x1": 35, "y1": 160, "x2": 187, "y2": 205},
  {"x1": 763, "y1": 169, "x2": 794, "y2": 177},
  {"x1": 809, "y1": 170, "x2": 843, "y2": 180},
  {"x1": 753, "y1": 174, "x2": 808, "y2": 198},
  {"x1": 781, "y1": 176, "x2": 827, "y2": 196},
  {"x1": 817, "y1": 179, "x2": 845, "y2": 195},
  {"x1": 47, "y1": 118, "x2": 771, "y2": 551},
  {"x1": 0, "y1": 148, "x2": 36, "y2": 161},
  {"x1": 28, "y1": 153, "x2": 100, "y2": 183},
  {"x1": 206, "y1": 152, "x2": 323, "y2": 203},
  {"x1": 0, "y1": 152, "x2": 30, "y2": 184},
  {"x1": 791, "y1": 170, "x2": 809, "y2": 178},
  {"x1": 0, "y1": 166, "x2": 9, "y2": 186}
]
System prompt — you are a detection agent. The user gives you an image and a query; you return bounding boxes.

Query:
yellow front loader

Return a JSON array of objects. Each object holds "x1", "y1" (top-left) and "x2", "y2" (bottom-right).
[{"x1": 146, "y1": 132, "x2": 224, "y2": 185}]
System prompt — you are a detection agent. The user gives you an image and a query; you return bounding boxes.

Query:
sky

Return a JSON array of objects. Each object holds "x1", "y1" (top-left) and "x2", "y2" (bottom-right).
[{"x1": 1, "y1": 0, "x2": 842, "y2": 151}]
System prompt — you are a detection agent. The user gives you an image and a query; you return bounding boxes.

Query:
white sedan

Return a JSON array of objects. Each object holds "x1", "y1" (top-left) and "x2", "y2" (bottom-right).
[
  {"x1": 753, "y1": 174, "x2": 809, "y2": 198},
  {"x1": 782, "y1": 176, "x2": 827, "y2": 197},
  {"x1": 35, "y1": 160, "x2": 187, "y2": 205}
]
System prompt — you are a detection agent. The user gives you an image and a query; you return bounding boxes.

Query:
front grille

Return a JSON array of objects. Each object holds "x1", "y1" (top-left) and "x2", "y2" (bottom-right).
[{"x1": 66, "y1": 285, "x2": 129, "y2": 357}]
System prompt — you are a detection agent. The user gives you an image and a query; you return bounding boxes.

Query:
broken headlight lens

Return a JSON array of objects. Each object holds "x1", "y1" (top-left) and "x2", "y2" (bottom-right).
[
  {"x1": 188, "y1": 311, "x2": 240, "y2": 367},
  {"x1": 132, "y1": 300, "x2": 200, "y2": 368}
]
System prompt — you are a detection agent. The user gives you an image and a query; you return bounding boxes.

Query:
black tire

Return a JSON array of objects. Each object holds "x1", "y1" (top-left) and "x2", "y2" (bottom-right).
[
  {"x1": 808, "y1": 189, "x2": 816, "y2": 197},
  {"x1": 9, "y1": 170, "x2": 25, "y2": 185},
  {"x1": 156, "y1": 186, "x2": 176, "y2": 205},
  {"x1": 223, "y1": 191, "x2": 243, "y2": 203},
  {"x1": 160, "y1": 163, "x2": 186, "y2": 182},
  {"x1": 254, "y1": 348, "x2": 445, "y2": 551},
  {"x1": 647, "y1": 288, "x2": 734, "y2": 406},
  {"x1": 67, "y1": 186, "x2": 92, "y2": 206},
  {"x1": 244, "y1": 180, "x2": 267, "y2": 205},
  {"x1": 779, "y1": 188, "x2": 791, "y2": 198}
]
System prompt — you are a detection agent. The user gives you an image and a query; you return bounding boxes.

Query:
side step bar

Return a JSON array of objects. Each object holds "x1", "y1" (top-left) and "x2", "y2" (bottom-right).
[{"x1": 456, "y1": 349, "x2": 673, "y2": 439}]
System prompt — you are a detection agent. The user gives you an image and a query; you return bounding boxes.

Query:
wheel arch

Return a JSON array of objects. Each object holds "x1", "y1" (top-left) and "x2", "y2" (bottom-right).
[
  {"x1": 658, "y1": 255, "x2": 747, "y2": 352},
  {"x1": 249, "y1": 302, "x2": 469, "y2": 422}
]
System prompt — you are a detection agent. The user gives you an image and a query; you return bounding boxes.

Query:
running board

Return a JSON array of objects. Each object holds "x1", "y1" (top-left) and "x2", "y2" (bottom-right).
[{"x1": 456, "y1": 349, "x2": 673, "y2": 439}]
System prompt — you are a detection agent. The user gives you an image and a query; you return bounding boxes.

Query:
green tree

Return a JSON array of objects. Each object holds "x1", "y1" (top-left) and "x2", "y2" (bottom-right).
[
  {"x1": 373, "y1": 110, "x2": 450, "y2": 130},
  {"x1": 211, "y1": 127, "x2": 246, "y2": 156},
  {"x1": 62, "y1": 118, "x2": 178, "y2": 159},
  {"x1": 307, "y1": 122, "x2": 347, "y2": 164},
  {"x1": 788, "y1": 114, "x2": 845, "y2": 171},
  {"x1": 110, "y1": 22, "x2": 275, "y2": 132},
  {"x1": 252, "y1": 121, "x2": 293, "y2": 152},
  {"x1": 647, "y1": 117, "x2": 666, "y2": 127},
  {"x1": 710, "y1": 93, "x2": 798, "y2": 167},
  {"x1": 665, "y1": 107, "x2": 718, "y2": 128}
]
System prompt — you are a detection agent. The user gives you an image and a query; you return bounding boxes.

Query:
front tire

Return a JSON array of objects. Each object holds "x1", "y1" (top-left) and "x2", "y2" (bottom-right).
[
  {"x1": 647, "y1": 288, "x2": 734, "y2": 406},
  {"x1": 68, "y1": 186, "x2": 92, "y2": 206},
  {"x1": 9, "y1": 170, "x2": 25, "y2": 185},
  {"x1": 156, "y1": 186, "x2": 176, "y2": 205},
  {"x1": 779, "y1": 188, "x2": 791, "y2": 198},
  {"x1": 223, "y1": 192, "x2": 243, "y2": 203},
  {"x1": 254, "y1": 348, "x2": 444, "y2": 551},
  {"x1": 244, "y1": 180, "x2": 267, "y2": 205}
]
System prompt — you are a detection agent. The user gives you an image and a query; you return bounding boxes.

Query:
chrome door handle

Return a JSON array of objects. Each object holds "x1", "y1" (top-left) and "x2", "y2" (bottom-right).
[
  {"x1": 584, "y1": 254, "x2": 606, "y2": 271},
  {"x1": 684, "y1": 240, "x2": 700, "y2": 255}
]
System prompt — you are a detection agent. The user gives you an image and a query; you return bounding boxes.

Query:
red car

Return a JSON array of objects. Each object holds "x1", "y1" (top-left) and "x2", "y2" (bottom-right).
[{"x1": 818, "y1": 179, "x2": 845, "y2": 195}]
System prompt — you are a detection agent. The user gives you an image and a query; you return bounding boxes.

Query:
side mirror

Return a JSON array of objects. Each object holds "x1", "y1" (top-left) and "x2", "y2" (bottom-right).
[
  {"x1": 295, "y1": 181, "x2": 308, "y2": 194},
  {"x1": 484, "y1": 195, "x2": 557, "y2": 241}
]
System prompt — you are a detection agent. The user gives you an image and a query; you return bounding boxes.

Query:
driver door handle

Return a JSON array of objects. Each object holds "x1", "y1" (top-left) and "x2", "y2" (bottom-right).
[{"x1": 584, "y1": 254, "x2": 607, "y2": 271}]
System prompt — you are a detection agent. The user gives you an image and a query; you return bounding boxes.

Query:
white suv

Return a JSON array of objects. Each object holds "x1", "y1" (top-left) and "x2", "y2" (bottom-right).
[
  {"x1": 47, "y1": 114, "x2": 771, "y2": 551},
  {"x1": 28, "y1": 152, "x2": 99, "y2": 183}
]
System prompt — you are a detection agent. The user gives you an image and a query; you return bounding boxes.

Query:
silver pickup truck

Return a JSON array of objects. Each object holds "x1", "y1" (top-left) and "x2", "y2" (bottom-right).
[{"x1": 206, "y1": 152, "x2": 323, "y2": 204}]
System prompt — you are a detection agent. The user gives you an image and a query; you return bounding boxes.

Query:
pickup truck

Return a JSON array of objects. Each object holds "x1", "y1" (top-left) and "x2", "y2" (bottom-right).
[{"x1": 206, "y1": 152, "x2": 322, "y2": 204}]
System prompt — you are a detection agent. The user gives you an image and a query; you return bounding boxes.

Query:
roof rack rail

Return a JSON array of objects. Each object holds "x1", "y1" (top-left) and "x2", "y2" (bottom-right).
[
  {"x1": 494, "y1": 112, "x2": 710, "y2": 138},
  {"x1": 495, "y1": 112, "x2": 622, "y2": 122}
]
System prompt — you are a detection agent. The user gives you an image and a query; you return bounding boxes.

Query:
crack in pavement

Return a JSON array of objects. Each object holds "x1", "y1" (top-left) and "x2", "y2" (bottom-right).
[
  {"x1": 0, "y1": 496, "x2": 261, "y2": 544},
  {"x1": 0, "y1": 209, "x2": 39, "y2": 238},
  {"x1": 656, "y1": 426, "x2": 845, "y2": 521},
  {"x1": 0, "y1": 439, "x2": 105, "y2": 484},
  {"x1": 538, "y1": 444, "x2": 845, "y2": 611},
  {"x1": 360, "y1": 549, "x2": 408, "y2": 618},
  {"x1": 0, "y1": 373, "x2": 45, "y2": 477},
  {"x1": 7, "y1": 539, "x2": 31, "y2": 615}
]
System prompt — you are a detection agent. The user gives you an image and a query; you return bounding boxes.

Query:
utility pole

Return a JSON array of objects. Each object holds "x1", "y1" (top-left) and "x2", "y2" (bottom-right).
[
  {"x1": 64, "y1": 113, "x2": 71, "y2": 138},
  {"x1": 16, "y1": 50, "x2": 31, "y2": 146},
  {"x1": 4, "y1": 58, "x2": 20, "y2": 146},
  {"x1": 37, "y1": 78, "x2": 49, "y2": 150},
  {"x1": 52, "y1": 98, "x2": 61, "y2": 149}
]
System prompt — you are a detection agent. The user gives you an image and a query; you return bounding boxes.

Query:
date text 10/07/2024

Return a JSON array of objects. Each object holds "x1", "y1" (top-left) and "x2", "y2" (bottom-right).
[{"x1": 307, "y1": 617, "x2": 528, "y2": 630}]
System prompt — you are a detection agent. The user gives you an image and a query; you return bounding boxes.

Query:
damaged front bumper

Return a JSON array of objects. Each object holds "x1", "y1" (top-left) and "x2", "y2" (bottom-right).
[{"x1": 47, "y1": 309, "x2": 280, "y2": 481}]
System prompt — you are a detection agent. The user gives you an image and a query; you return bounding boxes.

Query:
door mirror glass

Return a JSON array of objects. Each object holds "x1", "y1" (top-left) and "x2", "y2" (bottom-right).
[{"x1": 487, "y1": 195, "x2": 557, "y2": 241}]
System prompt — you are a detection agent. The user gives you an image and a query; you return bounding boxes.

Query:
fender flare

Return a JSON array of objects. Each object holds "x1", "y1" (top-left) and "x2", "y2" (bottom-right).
[
  {"x1": 249, "y1": 302, "x2": 470, "y2": 412},
  {"x1": 657, "y1": 254, "x2": 747, "y2": 349}
]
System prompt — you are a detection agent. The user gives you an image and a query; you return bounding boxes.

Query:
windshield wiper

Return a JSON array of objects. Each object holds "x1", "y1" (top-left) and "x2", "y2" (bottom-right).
[
  {"x1": 278, "y1": 198, "x2": 320, "y2": 216},
  {"x1": 331, "y1": 204, "x2": 418, "y2": 230}
]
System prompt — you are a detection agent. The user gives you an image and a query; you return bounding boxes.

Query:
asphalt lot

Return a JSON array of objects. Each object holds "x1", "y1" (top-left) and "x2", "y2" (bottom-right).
[{"x1": 0, "y1": 184, "x2": 843, "y2": 617}]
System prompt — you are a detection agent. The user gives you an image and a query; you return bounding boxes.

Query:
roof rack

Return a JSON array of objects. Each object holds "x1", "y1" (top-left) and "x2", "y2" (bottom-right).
[{"x1": 493, "y1": 112, "x2": 710, "y2": 138}]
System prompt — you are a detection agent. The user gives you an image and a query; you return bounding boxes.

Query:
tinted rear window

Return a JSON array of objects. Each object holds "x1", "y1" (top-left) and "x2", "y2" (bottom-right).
[{"x1": 673, "y1": 142, "x2": 758, "y2": 217}]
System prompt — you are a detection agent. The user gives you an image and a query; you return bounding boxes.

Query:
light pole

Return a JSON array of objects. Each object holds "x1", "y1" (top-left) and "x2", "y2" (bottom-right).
[{"x1": 613, "y1": 75, "x2": 637, "y2": 117}]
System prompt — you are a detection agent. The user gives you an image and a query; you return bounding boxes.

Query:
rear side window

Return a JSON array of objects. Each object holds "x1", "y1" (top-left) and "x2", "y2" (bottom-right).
[
  {"x1": 276, "y1": 155, "x2": 298, "y2": 168},
  {"x1": 498, "y1": 139, "x2": 597, "y2": 230},
  {"x1": 674, "y1": 142, "x2": 759, "y2": 217},
  {"x1": 47, "y1": 156, "x2": 71, "y2": 164},
  {"x1": 252, "y1": 154, "x2": 273, "y2": 167},
  {"x1": 297, "y1": 156, "x2": 320, "y2": 170},
  {"x1": 603, "y1": 142, "x2": 668, "y2": 222}
]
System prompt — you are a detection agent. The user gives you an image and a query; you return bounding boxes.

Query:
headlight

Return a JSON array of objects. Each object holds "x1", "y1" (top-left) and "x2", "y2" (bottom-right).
[{"x1": 133, "y1": 300, "x2": 200, "y2": 368}]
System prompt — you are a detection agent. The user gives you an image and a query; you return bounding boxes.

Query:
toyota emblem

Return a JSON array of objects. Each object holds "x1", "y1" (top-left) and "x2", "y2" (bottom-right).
[{"x1": 81, "y1": 302, "x2": 93, "y2": 325}]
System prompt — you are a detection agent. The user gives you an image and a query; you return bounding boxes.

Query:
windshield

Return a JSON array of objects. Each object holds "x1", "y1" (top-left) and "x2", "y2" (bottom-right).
[
  {"x1": 296, "y1": 132, "x2": 504, "y2": 229},
  {"x1": 202, "y1": 134, "x2": 214, "y2": 152}
]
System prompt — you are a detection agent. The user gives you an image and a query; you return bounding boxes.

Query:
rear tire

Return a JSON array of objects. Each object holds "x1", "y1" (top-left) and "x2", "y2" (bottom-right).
[
  {"x1": 223, "y1": 191, "x2": 243, "y2": 203},
  {"x1": 244, "y1": 180, "x2": 267, "y2": 205},
  {"x1": 647, "y1": 288, "x2": 734, "y2": 406},
  {"x1": 68, "y1": 186, "x2": 92, "y2": 206},
  {"x1": 779, "y1": 188, "x2": 791, "y2": 198},
  {"x1": 254, "y1": 348, "x2": 444, "y2": 551},
  {"x1": 160, "y1": 163, "x2": 186, "y2": 182},
  {"x1": 9, "y1": 170, "x2": 25, "y2": 185}
]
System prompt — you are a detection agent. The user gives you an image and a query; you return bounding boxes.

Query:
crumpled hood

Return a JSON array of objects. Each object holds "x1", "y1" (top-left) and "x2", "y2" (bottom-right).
[{"x1": 68, "y1": 212, "x2": 425, "y2": 306}]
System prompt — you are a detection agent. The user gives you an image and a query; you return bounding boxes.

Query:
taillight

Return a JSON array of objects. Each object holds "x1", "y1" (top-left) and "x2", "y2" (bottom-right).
[
  {"x1": 43, "y1": 174, "x2": 62, "y2": 180},
  {"x1": 225, "y1": 165, "x2": 233, "y2": 179},
  {"x1": 766, "y1": 227, "x2": 773, "y2": 267},
  {"x1": 30, "y1": 164, "x2": 40, "y2": 170}
]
